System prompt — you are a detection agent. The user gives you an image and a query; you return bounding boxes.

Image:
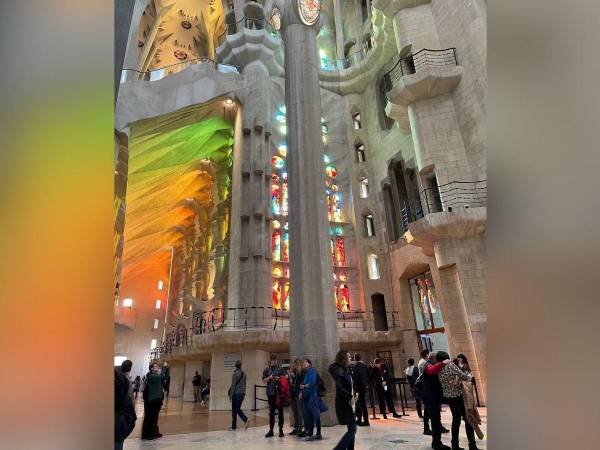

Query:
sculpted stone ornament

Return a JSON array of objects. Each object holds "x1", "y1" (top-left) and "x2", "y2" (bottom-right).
[{"x1": 297, "y1": 0, "x2": 320, "y2": 26}]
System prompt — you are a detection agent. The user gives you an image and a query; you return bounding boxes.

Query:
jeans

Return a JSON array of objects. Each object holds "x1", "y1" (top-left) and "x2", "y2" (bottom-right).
[
  {"x1": 333, "y1": 422, "x2": 357, "y2": 450},
  {"x1": 354, "y1": 389, "x2": 369, "y2": 423},
  {"x1": 114, "y1": 442, "x2": 123, "y2": 450},
  {"x1": 291, "y1": 396, "x2": 304, "y2": 429},
  {"x1": 302, "y1": 394, "x2": 320, "y2": 436},
  {"x1": 424, "y1": 399, "x2": 442, "y2": 447},
  {"x1": 267, "y1": 394, "x2": 284, "y2": 431},
  {"x1": 447, "y1": 395, "x2": 476, "y2": 447},
  {"x1": 231, "y1": 393, "x2": 248, "y2": 429},
  {"x1": 141, "y1": 399, "x2": 162, "y2": 439}
]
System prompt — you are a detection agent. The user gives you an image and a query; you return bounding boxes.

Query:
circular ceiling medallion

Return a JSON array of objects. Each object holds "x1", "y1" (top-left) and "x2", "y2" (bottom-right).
[
  {"x1": 181, "y1": 20, "x2": 192, "y2": 29},
  {"x1": 174, "y1": 49, "x2": 188, "y2": 60},
  {"x1": 270, "y1": 7, "x2": 281, "y2": 30},
  {"x1": 297, "y1": 0, "x2": 320, "y2": 26}
]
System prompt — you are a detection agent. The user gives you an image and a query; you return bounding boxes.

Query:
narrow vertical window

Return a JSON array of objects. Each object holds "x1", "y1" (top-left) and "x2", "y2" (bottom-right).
[
  {"x1": 155, "y1": 299, "x2": 161, "y2": 309},
  {"x1": 356, "y1": 143, "x2": 366, "y2": 162},
  {"x1": 352, "y1": 112, "x2": 362, "y2": 130},
  {"x1": 150, "y1": 339, "x2": 157, "y2": 349},
  {"x1": 359, "y1": 177, "x2": 369, "y2": 198},
  {"x1": 367, "y1": 254, "x2": 380, "y2": 280},
  {"x1": 364, "y1": 214, "x2": 375, "y2": 237},
  {"x1": 153, "y1": 319, "x2": 159, "y2": 330}
]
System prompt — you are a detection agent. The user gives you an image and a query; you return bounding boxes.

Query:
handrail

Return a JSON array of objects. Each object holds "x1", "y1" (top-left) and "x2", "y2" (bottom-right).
[
  {"x1": 383, "y1": 47, "x2": 458, "y2": 91},
  {"x1": 149, "y1": 307, "x2": 405, "y2": 359}
]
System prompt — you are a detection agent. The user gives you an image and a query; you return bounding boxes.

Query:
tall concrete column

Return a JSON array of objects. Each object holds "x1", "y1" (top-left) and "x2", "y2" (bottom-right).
[
  {"x1": 332, "y1": 0, "x2": 345, "y2": 62},
  {"x1": 279, "y1": 1, "x2": 340, "y2": 425}
]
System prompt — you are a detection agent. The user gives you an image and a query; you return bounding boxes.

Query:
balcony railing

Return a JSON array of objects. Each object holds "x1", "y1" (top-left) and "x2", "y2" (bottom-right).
[
  {"x1": 150, "y1": 307, "x2": 403, "y2": 359},
  {"x1": 399, "y1": 180, "x2": 487, "y2": 233},
  {"x1": 383, "y1": 48, "x2": 458, "y2": 92},
  {"x1": 223, "y1": 16, "x2": 281, "y2": 38},
  {"x1": 320, "y1": 40, "x2": 372, "y2": 71},
  {"x1": 120, "y1": 57, "x2": 240, "y2": 83}
]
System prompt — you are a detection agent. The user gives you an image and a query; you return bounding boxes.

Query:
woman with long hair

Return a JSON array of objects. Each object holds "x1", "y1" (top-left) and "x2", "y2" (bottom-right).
[
  {"x1": 329, "y1": 351, "x2": 356, "y2": 450},
  {"x1": 289, "y1": 358, "x2": 304, "y2": 435}
]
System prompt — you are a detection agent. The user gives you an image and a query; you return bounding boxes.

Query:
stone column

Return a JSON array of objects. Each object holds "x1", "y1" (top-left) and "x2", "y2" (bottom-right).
[
  {"x1": 280, "y1": 1, "x2": 340, "y2": 425},
  {"x1": 332, "y1": 0, "x2": 345, "y2": 63},
  {"x1": 241, "y1": 349, "x2": 270, "y2": 410}
]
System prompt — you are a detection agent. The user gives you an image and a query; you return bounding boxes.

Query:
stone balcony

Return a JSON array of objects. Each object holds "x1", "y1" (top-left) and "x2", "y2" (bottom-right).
[{"x1": 383, "y1": 48, "x2": 462, "y2": 132}]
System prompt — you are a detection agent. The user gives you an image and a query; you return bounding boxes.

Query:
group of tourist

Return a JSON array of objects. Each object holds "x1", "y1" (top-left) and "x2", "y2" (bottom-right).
[
  {"x1": 115, "y1": 349, "x2": 483, "y2": 450},
  {"x1": 405, "y1": 349, "x2": 483, "y2": 450},
  {"x1": 114, "y1": 360, "x2": 172, "y2": 448}
]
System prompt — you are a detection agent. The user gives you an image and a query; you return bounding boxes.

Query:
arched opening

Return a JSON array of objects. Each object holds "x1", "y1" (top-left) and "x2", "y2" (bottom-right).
[
  {"x1": 371, "y1": 293, "x2": 388, "y2": 331},
  {"x1": 355, "y1": 141, "x2": 366, "y2": 162}
]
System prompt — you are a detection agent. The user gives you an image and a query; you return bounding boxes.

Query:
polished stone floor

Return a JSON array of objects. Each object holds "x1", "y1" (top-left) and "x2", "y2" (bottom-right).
[{"x1": 125, "y1": 396, "x2": 487, "y2": 449}]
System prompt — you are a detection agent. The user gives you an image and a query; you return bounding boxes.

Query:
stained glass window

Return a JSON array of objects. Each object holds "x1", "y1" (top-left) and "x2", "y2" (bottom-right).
[{"x1": 271, "y1": 104, "x2": 350, "y2": 310}]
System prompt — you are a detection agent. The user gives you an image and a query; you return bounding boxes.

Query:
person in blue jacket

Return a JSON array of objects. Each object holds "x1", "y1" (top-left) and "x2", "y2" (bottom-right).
[{"x1": 299, "y1": 358, "x2": 323, "y2": 441}]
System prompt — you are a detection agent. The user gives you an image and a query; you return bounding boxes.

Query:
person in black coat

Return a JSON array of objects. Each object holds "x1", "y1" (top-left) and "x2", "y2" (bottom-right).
[
  {"x1": 329, "y1": 351, "x2": 356, "y2": 450},
  {"x1": 352, "y1": 353, "x2": 369, "y2": 426},
  {"x1": 371, "y1": 359, "x2": 401, "y2": 419},
  {"x1": 115, "y1": 360, "x2": 136, "y2": 450}
]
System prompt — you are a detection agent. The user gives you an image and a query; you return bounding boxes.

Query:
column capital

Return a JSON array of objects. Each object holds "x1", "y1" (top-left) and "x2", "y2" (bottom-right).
[{"x1": 276, "y1": 0, "x2": 324, "y2": 32}]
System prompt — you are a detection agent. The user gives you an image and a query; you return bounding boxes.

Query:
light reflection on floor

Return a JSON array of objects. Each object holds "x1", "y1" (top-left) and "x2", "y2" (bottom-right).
[{"x1": 125, "y1": 396, "x2": 487, "y2": 449}]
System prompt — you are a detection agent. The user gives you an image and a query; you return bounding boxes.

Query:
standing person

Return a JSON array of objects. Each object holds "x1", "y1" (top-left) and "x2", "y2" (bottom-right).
[
  {"x1": 262, "y1": 353, "x2": 284, "y2": 437},
  {"x1": 132, "y1": 375, "x2": 141, "y2": 400},
  {"x1": 228, "y1": 360, "x2": 249, "y2": 431},
  {"x1": 371, "y1": 359, "x2": 401, "y2": 419},
  {"x1": 161, "y1": 361, "x2": 171, "y2": 398},
  {"x1": 192, "y1": 371, "x2": 202, "y2": 403},
  {"x1": 405, "y1": 358, "x2": 422, "y2": 418},
  {"x1": 115, "y1": 360, "x2": 136, "y2": 450},
  {"x1": 288, "y1": 358, "x2": 304, "y2": 435},
  {"x1": 141, "y1": 362, "x2": 165, "y2": 440},
  {"x1": 422, "y1": 353, "x2": 451, "y2": 450},
  {"x1": 437, "y1": 352, "x2": 480, "y2": 450},
  {"x1": 200, "y1": 379, "x2": 210, "y2": 406},
  {"x1": 330, "y1": 351, "x2": 356, "y2": 450},
  {"x1": 299, "y1": 358, "x2": 323, "y2": 441},
  {"x1": 352, "y1": 353, "x2": 369, "y2": 426},
  {"x1": 419, "y1": 350, "x2": 449, "y2": 435},
  {"x1": 456, "y1": 354, "x2": 471, "y2": 374}
]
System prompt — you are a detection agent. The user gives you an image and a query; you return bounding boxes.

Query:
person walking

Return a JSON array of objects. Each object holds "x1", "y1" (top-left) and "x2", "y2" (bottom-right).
[
  {"x1": 228, "y1": 360, "x2": 249, "y2": 431},
  {"x1": 192, "y1": 371, "x2": 202, "y2": 403},
  {"x1": 330, "y1": 351, "x2": 357, "y2": 450},
  {"x1": 161, "y1": 361, "x2": 171, "y2": 398},
  {"x1": 115, "y1": 360, "x2": 136, "y2": 450},
  {"x1": 299, "y1": 358, "x2": 323, "y2": 441},
  {"x1": 288, "y1": 358, "x2": 304, "y2": 435},
  {"x1": 371, "y1": 358, "x2": 401, "y2": 419},
  {"x1": 421, "y1": 353, "x2": 451, "y2": 450},
  {"x1": 352, "y1": 353, "x2": 369, "y2": 426},
  {"x1": 437, "y1": 351, "x2": 480, "y2": 450},
  {"x1": 262, "y1": 353, "x2": 284, "y2": 437},
  {"x1": 141, "y1": 362, "x2": 165, "y2": 440},
  {"x1": 132, "y1": 375, "x2": 141, "y2": 401},
  {"x1": 405, "y1": 358, "x2": 422, "y2": 418},
  {"x1": 200, "y1": 379, "x2": 210, "y2": 406}
]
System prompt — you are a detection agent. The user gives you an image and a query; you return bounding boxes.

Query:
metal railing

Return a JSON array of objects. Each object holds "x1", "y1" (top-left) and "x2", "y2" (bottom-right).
[
  {"x1": 223, "y1": 16, "x2": 281, "y2": 38},
  {"x1": 320, "y1": 41, "x2": 372, "y2": 71},
  {"x1": 384, "y1": 48, "x2": 458, "y2": 92},
  {"x1": 150, "y1": 307, "x2": 403, "y2": 359},
  {"x1": 120, "y1": 57, "x2": 239, "y2": 83},
  {"x1": 398, "y1": 180, "x2": 486, "y2": 233}
]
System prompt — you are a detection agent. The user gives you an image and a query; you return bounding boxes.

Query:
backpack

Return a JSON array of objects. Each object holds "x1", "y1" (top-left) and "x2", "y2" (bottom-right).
[
  {"x1": 278, "y1": 376, "x2": 291, "y2": 406},
  {"x1": 316, "y1": 373, "x2": 326, "y2": 397}
]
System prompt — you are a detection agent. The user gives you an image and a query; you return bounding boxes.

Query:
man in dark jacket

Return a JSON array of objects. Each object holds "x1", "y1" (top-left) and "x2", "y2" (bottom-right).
[
  {"x1": 372, "y1": 358, "x2": 401, "y2": 419},
  {"x1": 330, "y1": 351, "x2": 356, "y2": 450},
  {"x1": 422, "y1": 353, "x2": 451, "y2": 450},
  {"x1": 352, "y1": 353, "x2": 369, "y2": 426},
  {"x1": 161, "y1": 361, "x2": 171, "y2": 397},
  {"x1": 228, "y1": 360, "x2": 249, "y2": 430},
  {"x1": 115, "y1": 360, "x2": 136, "y2": 450},
  {"x1": 262, "y1": 353, "x2": 284, "y2": 437},
  {"x1": 141, "y1": 362, "x2": 165, "y2": 440},
  {"x1": 192, "y1": 371, "x2": 202, "y2": 403}
]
